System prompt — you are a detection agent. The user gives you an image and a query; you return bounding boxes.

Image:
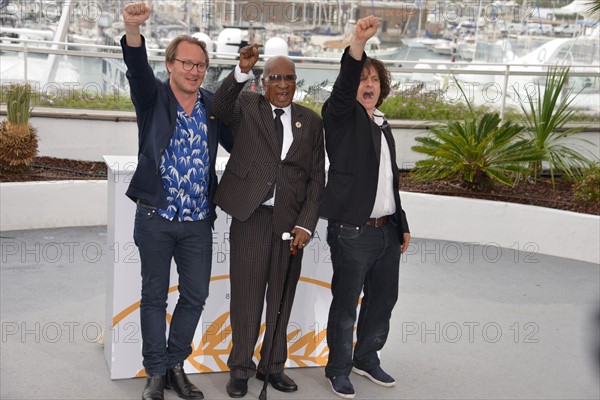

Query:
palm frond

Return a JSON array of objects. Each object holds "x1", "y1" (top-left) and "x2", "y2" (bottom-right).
[
  {"x1": 583, "y1": 0, "x2": 600, "y2": 21},
  {"x1": 516, "y1": 65, "x2": 595, "y2": 185}
]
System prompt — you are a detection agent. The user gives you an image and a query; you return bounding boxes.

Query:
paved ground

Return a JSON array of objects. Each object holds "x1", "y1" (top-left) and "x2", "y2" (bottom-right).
[{"x1": 1, "y1": 226, "x2": 599, "y2": 400}]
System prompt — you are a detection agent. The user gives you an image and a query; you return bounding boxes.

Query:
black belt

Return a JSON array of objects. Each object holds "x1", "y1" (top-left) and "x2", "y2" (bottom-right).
[{"x1": 137, "y1": 199, "x2": 156, "y2": 210}]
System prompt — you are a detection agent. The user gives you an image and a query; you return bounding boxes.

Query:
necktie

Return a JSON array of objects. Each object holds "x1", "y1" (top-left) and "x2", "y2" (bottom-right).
[
  {"x1": 274, "y1": 108, "x2": 284, "y2": 150},
  {"x1": 264, "y1": 108, "x2": 285, "y2": 203}
]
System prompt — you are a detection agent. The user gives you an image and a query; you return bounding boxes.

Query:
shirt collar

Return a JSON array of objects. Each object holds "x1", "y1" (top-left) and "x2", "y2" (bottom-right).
[
  {"x1": 372, "y1": 108, "x2": 385, "y2": 127},
  {"x1": 270, "y1": 104, "x2": 292, "y2": 116}
]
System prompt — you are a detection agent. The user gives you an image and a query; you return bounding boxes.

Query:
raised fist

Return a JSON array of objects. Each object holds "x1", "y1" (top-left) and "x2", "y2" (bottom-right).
[
  {"x1": 239, "y1": 44, "x2": 260, "y2": 74},
  {"x1": 123, "y1": 2, "x2": 151, "y2": 28},
  {"x1": 354, "y1": 16, "x2": 379, "y2": 43}
]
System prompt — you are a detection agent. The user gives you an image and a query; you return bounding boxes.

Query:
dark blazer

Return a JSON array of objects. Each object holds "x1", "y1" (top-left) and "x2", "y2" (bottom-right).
[
  {"x1": 319, "y1": 47, "x2": 410, "y2": 240},
  {"x1": 120, "y1": 36, "x2": 233, "y2": 222},
  {"x1": 212, "y1": 71, "x2": 325, "y2": 235}
]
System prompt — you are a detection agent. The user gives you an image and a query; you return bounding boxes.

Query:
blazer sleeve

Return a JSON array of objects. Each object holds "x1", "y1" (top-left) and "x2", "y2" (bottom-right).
[
  {"x1": 120, "y1": 35, "x2": 158, "y2": 113},
  {"x1": 203, "y1": 89, "x2": 234, "y2": 153},
  {"x1": 295, "y1": 114, "x2": 325, "y2": 233},
  {"x1": 400, "y1": 209, "x2": 410, "y2": 234},
  {"x1": 323, "y1": 47, "x2": 367, "y2": 145},
  {"x1": 211, "y1": 70, "x2": 247, "y2": 130}
]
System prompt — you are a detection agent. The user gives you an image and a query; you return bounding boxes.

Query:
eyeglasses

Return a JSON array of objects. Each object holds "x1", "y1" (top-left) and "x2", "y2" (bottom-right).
[
  {"x1": 265, "y1": 74, "x2": 297, "y2": 83},
  {"x1": 174, "y1": 59, "x2": 208, "y2": 72}
]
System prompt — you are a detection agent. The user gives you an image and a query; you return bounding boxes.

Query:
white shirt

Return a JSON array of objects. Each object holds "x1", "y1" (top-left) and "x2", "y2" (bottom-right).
[
  {"x1": 370, "y1": 109, "x2": 396, "y2": 218},
  {"x1": 262, "y1": 104, "x2": 292, "y2": 206}
]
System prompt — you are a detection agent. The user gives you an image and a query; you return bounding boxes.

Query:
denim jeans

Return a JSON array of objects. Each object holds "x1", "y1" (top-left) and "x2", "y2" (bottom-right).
[
  {"x1": 133, "y1": 204, "x2": 212, "y2": 376},
  {"x1": 325, "y1": 219, "x2": 401, "y2": 378}
]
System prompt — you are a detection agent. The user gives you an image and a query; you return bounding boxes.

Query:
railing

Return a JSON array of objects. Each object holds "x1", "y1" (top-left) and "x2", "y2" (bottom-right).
[{"x1": 1, "y1": 37, "x2": 599, "y2": 118}]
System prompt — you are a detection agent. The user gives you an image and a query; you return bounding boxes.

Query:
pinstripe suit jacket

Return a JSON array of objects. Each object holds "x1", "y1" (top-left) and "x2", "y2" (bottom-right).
[{"x1": 212, "y1": 71, "x2": 325, "y2": 235}]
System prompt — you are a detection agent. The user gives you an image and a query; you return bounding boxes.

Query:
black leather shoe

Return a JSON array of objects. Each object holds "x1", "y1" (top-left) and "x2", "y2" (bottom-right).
[
  {"x1": 256, "y1": 371, "x2": 298, "y2": 392},
  {"x1": 226, "y1": 377, "x2": 248, "y2": 398},
  {"x1": 142, "y1": 374, "x2": 165, "y2": 400},
  {"x1": 165, "y1": 363, "x2": 204, "y2": 399}
]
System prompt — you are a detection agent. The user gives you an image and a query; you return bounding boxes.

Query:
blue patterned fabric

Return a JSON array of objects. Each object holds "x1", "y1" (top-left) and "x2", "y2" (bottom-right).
[{"x1": 157, "y1": 95, "x2": 210, "y2": 221}]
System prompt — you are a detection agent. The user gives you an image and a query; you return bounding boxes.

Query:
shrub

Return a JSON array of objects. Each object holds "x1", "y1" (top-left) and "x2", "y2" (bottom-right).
[
  {"x1": 411, "y1": 112, "x2": 544, "y2": 190},
  {"x1": 516, "y1": 65, "x2": 594, "y2": 183},
  {"x1": 573, "y1": 163, "x2": 600, "y2": 202},
  {"x1": 379, "y1": 86, "x2": 489, "y2": 120}
]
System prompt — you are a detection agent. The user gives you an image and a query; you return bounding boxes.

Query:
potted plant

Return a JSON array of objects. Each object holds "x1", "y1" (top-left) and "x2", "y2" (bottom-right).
[
  {"x1": 516, "y1": 66, "x2": 593, "y2": 184},
  {"x1": 410, "y1": 81, "x2": 544, "y2": 191},
  {"x1": 0, "y1": 83, "x2": 38, "y2": 173}
]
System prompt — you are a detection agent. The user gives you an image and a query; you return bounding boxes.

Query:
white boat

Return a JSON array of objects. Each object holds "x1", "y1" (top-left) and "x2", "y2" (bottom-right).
[
  {"x1": 431, "y1": 41, "x2": 454, "y2": 56},
  {"x1": 457, "y1": 36, "x2": 477, "y2": 60},
  {"x1": 68, "y1": 33, "x2": 104, "y2": 51},
  {"x1": 458, "y1": 34, "x2": 600, "y2": 110},
  {"x1": 402, "y1": 37, "x2": 446, "y2": 49},
  {"x1": 0, "y1": 26, "x2": 55, "y2": 46},
  {"x1": 312, "y1": 36, "x2": 403, "y2": 60}
]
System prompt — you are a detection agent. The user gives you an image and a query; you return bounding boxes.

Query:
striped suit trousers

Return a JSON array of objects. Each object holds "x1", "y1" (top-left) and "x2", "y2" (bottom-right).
[{"x1": 227, "y1": 206, "x2": 304, "y2": 379}]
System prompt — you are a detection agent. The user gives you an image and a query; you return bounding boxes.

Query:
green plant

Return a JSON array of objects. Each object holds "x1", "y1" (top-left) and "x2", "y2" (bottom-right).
[
  {"x1": 0, "y1": 85, "x2": 135, "y2": 111},
  {"x1": 296, "y1": 99, "x2": 323, "y2": 116},
  {"x1": 36, "y1": 89, "x2": 135, "y2": 111},
  {"x1": 516, "y1": 66, "x2": 594, "y2": 183},
  {"x1": 0, "y1": 84, "x2": 38, "y2": 173},
  {"x1": 379, "y1": 84, "x2": 489, "y2": 120},
  {"x1": 583, "y1": 0, "x2": 600, "y2": 22},
  {"x1": 6, "y1": 84, "x2": 32, "y2": 126},
  {"x1": 411, "y1": 112, "x2": 544, "y2": 190},
  {"x1": 573, "y1": 163, "x2": 600, "y2": 202}
]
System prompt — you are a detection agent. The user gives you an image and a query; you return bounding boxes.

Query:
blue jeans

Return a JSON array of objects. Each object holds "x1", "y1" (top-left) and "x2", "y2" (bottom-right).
[
  {"x1": 133, "y1": 204, "x2": 212, "y2": 376},
  {"x1": 325, "y1": 219, "x2": 401, "y2": 378}
]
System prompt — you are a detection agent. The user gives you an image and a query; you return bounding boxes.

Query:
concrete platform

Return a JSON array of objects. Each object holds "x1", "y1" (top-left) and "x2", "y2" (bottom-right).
[{"x1": 1, "y1": 226, "x2": 599, "y2": 400}]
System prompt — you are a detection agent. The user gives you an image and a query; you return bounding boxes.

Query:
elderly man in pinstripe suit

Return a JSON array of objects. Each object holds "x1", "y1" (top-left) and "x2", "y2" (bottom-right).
[{"x1": 212, "y1": 45, "x2": 325, "y2": 398}]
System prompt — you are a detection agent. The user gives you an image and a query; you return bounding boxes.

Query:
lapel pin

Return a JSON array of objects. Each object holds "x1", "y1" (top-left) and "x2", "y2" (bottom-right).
[
  {"x1": 210, "y1": 116, "x2": 215, "y2": 120},
  {"x1": 295, "y1": 121, "x2": 302, "y2": 128}
]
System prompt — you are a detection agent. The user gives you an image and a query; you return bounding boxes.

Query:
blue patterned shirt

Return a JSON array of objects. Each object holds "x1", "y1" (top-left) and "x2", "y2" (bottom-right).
[{"x1": 157, "y1": 95, "x2": 210, "y2": 221}]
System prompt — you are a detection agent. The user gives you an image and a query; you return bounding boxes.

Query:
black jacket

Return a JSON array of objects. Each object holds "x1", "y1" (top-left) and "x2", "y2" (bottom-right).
[
  {"x1": 120, "y1": 36, "x2": 233, "y2": 222},
  {"x1": 319, "y1": 47, "x2": 410, "y2": 239}
]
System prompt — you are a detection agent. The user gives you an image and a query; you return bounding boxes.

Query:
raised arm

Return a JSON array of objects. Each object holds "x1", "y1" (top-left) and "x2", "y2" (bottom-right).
[
  {"x1": 123, "y1": 2, "x2": 150, "y2": 48},
  {"x1": 212, "y1": 44, "x2": 260, "y2": 128},
  {"x1": 120, "y1": 2, "x2": 156, "y2": 113},
  {"x1": 323, "y1": 16, "x2": 380, "y2": 143},
  {"x1": 349, "y1": 16, "x2": 379, "y2": 60}
]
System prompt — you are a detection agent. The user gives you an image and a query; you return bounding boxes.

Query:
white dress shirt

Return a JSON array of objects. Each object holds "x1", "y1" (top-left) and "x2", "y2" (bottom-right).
[{"x1": 370, "y1": 109, "x2": 396, "y2": 218}]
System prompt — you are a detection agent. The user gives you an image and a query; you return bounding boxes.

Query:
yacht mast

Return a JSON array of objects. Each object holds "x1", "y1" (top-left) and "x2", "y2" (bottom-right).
[{"x1": 46, "y1": 1, "x2": 74, "y2": 83}]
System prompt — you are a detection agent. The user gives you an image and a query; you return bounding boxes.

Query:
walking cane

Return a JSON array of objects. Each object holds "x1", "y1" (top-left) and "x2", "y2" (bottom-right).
[{"x1": 259, "y1": 232, "x2": 297, "y2": 400}]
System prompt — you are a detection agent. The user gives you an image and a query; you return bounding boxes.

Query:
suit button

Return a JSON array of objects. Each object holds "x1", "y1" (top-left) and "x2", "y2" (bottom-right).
[{"x1": 267, "y1": 182, "x2": 272, "y2": 186}]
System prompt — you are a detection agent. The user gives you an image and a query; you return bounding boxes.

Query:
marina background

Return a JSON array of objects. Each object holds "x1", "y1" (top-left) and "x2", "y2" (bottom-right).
[{"x1": 0, "y1": 0, "x2": 599, "y2": 114}]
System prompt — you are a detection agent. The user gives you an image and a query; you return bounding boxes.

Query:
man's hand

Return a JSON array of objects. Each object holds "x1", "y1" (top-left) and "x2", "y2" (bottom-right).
[
  {"x1": 354, "y1": 16, "x2": 379, "y2": 44},
  {"x1": 123, "y1": 2, "x2": 151, "y2": 33},
  {"x1": 349, "y1": 15, "x2": 380, "y2": 60},
  {"x1": 239, "y1": 44, "x2": 260, "y2": 74},
  {"x1": 290, "y1": 227, "x2": 311, "y2": 251},
  {"x1": 401, "y1": 232, "x2": 411, "y2": 254}
]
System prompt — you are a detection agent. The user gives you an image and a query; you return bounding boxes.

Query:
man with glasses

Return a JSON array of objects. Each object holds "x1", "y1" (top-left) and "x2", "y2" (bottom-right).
[
  {"x1": 121, "y1": 3, "x2": 232, "y2": 400},
  {"x1": 212, "y1": 45, "x2": 325, "y2": 398}
]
